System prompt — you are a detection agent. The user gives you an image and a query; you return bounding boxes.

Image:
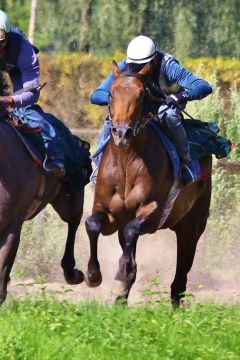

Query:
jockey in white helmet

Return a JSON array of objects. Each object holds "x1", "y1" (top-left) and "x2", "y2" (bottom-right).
[{"x1": 90, "y1": 35, "x2": 212, "y2": 186}]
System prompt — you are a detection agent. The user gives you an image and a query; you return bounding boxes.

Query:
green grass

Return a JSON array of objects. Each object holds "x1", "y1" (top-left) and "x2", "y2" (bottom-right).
[{"x1": 0, "y1": 297, "x2": 240, "y2": 360}]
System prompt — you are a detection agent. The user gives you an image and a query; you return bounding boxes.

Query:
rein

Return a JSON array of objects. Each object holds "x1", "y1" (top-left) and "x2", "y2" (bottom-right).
[
  {"x1": 107, "y1": 105, "x2": 158, "y2": 137},
  {"x1": 108, "y1": 72, "x2": 164, "y2": 136}
]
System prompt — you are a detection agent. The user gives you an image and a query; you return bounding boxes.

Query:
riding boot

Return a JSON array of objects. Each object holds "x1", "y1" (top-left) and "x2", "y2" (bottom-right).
[
  {"x1": 158, "y1": 105, "x2": 197, "y2": 186},
  {"x1": 169, "y1": 122, "x2": 197, "y2": 186},
  {"x1": 168, "y1": 121, "x2": 198, "y2": 186}
]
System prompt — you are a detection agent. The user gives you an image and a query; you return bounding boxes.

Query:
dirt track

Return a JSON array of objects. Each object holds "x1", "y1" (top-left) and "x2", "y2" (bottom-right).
[{"x1": 8, "y1": 184, "x2": 240, "y2": 305}]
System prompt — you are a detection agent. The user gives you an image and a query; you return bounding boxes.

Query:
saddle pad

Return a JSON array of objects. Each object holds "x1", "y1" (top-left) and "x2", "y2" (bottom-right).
[{"x1": 148, "y1": 120, "x2": 201, "y2": 182}]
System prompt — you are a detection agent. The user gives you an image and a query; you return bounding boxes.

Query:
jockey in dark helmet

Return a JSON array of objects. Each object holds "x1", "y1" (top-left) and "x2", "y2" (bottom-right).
[
  {"x1": 90, "y1": 35, "x2": 212, "y2": 186},
  {"x1": 0, "y1": 10, "x2": 65, "y2": 177}
]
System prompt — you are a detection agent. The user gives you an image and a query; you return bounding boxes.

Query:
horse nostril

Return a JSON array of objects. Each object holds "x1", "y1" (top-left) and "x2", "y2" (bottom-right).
[
  {"x1": 125, "y1": 128, "x2": 133, "y2": 138},
  {"x1": 112, "y1": 127, "x2": 117, "y2": 133}
]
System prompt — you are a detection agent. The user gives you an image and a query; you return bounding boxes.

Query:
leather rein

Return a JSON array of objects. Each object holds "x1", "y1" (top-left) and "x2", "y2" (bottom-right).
[{"x1": 107, "y1": 72, "x2": 164, "y2": 136}]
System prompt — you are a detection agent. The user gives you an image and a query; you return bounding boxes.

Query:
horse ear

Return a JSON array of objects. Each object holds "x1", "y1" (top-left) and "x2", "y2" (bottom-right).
[
  {"x1": 138, "y1": 61, "x2": 154, "y2": 77},
  {"x1": 112, "y1": 60, "x2": 121, "y2": 78}
]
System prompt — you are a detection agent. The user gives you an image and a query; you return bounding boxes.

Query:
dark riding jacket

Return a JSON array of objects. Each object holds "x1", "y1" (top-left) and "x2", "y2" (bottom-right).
[{"x1": 0, "y1": 28, "x2": 40, "y2": 107}]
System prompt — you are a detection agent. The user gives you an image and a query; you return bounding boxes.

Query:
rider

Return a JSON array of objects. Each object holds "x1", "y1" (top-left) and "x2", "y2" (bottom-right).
[
  {"x1": 0, "y1": 10, "x2": 65, "y2": 177},
  {"x1": 90, "y1": 35, "x2": 212, "y2": 186}
]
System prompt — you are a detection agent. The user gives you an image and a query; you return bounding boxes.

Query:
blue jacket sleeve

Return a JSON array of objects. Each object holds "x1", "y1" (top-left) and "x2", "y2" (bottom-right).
[
  {"x1": 165, "y1": 60, "x2": 212, "y2": 100},
  {"x1": 90, "y1": 60, "x2": 126, "y2": 106}
]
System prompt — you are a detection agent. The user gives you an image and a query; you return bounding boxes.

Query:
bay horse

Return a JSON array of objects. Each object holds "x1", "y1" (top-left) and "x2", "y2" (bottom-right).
[
  {"x1": 85, "y1": 61, "x2": 212, "y2": 305},
  {"x1": 0, "y1": 118, "x2": 86, "y2": 302}
]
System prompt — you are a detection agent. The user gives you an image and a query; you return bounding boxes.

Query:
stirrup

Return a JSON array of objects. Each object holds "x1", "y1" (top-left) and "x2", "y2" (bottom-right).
[{"x1": 90, "y1": 167, "x2": 98, "y2": 185}]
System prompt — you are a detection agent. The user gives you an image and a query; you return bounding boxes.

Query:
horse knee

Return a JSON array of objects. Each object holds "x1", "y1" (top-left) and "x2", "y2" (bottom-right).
[
  {"x1": 124, "y1": 220, "x2": 141, "y2": 240},
  {"x1": 85, "y1": 214, "x2": 104, "y2": 234}
]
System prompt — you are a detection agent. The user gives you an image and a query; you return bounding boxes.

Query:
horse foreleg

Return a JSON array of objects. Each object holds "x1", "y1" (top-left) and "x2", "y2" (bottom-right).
[
  {"x1": 118, "y1": 229, "x2": 137, "y2": 258},
  {"x1": 85, "y1": 211, "x2": 109, "y2": 287},
  {"x1": 61, "y1": 222, "x2": 84, "y2": 285},
  {"x1": 0, "y1": 222, "x2": 22, "y2": 303},
  {"x1": 171, "y1": 195, "x2": 210, "y2": 306},
  {"x1": 113, "y1": 202, "x2": 158, "y2": 303},
  {"x1": 112, "y1": 219, "x2": 143, "y2": 304}
]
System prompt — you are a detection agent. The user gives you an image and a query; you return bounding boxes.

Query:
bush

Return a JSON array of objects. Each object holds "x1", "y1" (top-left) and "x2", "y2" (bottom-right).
[{"x1": 184, "y1": 57, "x2": 240, "y2": 91}]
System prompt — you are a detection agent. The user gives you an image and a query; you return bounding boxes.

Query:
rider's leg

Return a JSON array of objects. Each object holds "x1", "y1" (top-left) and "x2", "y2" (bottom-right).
[
  {"x1": 93, "y1": 117, "x2": 111, "y2": 166},
  {"x1": 96, "y1": 117, "x2": 111, "y2": 152},
  {"x1": 158, "y1": 105, "x2": 190, "y2": 162},
  {"x1": 90, "y1": 117, "x2": 111, "y2": 184},
  {"x1": 13, "y1": 105, "x2": 65, "y2": 176},
  {"x1": 158, "y1": 105, "x2": 196, "y2": 186}
]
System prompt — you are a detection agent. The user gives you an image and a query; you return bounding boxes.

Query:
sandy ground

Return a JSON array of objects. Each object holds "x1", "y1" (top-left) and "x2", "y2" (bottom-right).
[{"x1": 8, "y1": 184, "x2": 240, "y2": 305}]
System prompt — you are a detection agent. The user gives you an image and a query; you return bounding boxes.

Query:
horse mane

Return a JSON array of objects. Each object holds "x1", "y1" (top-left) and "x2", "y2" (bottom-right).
[
  {"x1": 111, "y1": 59, "x2": 163, "y2": 105},
  {"x1": 120, "y1": 61, "x2": 164, "y2": 100},
  {"x1": 123, "y1": 62, "x2": 146, "y2": 73}
]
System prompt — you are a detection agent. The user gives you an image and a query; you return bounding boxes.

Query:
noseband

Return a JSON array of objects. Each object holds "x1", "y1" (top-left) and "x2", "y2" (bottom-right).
[{"x1": 108, "y1": 72, "x2": 163, "y2": 137}]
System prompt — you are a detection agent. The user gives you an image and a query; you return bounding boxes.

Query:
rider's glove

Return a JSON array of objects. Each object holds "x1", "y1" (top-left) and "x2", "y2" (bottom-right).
[
  {"x1": 165, "y1": 92, "x2": 189, "y2": 108},
  {"x1": 0, "y1": 96, "x2": 15, "y2": 110}
]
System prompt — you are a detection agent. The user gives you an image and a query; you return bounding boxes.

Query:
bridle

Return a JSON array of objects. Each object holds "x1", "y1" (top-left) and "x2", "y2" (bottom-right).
[{"x1": 107, "y1": 72, "x2": 164, "y2": 137}]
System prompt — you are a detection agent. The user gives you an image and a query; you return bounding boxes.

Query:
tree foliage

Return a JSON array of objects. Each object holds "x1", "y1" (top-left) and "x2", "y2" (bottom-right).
[
  {"x1": 1, "y1": 0, "x2": 240, "y2": 57},
  {"x1": 0, "y1": 0, "x2": 31, "y2": 33}
]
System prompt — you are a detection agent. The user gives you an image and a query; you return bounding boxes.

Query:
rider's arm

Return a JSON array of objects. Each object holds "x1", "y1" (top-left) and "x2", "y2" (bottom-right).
[
  {"x1": 90, "y1": 60, "x2": 126, "y2": 106},
  {"x1": 165, "y1": 60, "x2": 212, "y2": 100},
  {"x1": 11, "y1": 37, "x2": 40, "y2": 108}
]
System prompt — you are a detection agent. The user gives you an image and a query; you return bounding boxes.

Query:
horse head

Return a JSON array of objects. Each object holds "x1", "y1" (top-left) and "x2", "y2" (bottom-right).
[{"x1": 108, "y1": 60, "x2": 157, "y2": 148}]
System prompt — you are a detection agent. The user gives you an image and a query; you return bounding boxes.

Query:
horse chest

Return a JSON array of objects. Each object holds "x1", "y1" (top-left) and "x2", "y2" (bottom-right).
[{"x1": 108, "y1": 183, "x2": 149, "y2": 216}]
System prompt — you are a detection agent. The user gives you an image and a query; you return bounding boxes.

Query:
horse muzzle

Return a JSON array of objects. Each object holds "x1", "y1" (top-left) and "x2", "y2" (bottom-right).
[{"x1": 111, "y1": 125, "x2": 134, "y2": 147}]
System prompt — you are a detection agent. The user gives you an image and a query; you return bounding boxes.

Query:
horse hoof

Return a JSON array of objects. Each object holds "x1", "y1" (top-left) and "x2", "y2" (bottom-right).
[
  {"x1": 0, "y1": 292, "x2": 7, "y2": 305},
  {"x1": 64, "y1": 269, "x2": 85, "y2": 285},
  {"x1": 109, "y1": 281, "x2": 129, "y2": 305},
  {"x1": 85, "y1": 270, "x2": 102, "y2": 287},
  {"x1": 115, "y1": 295, "x2": 128, "y2": 306},
  {"x1": 171, "y1": 291, "x2": 193, "y2": 308}
]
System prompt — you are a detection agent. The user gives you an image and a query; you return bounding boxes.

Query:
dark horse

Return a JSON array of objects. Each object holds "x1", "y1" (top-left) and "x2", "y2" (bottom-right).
[
  {"x1": 85, "y1": 61, "x2": 212, "y2": 305},
  {"x1": 0, "y1": 118, "x2": 86, "y2": 302}
]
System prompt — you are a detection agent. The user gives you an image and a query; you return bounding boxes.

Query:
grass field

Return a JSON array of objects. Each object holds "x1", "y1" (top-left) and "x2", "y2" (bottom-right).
[{"x1": 0, "y1": 296, "x2": 240, "y2": 360}]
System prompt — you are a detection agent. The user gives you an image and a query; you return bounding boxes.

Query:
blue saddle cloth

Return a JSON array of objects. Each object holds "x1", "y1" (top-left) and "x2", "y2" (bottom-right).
[{"x1": 148, "y1": 120, "x2": 201, "y2": 183}]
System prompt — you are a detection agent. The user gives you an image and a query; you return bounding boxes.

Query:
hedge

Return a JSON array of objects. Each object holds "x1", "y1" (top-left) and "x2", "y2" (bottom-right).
[{"x1": 18, "y1": 53, "x2": 240, "y2": 128}]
